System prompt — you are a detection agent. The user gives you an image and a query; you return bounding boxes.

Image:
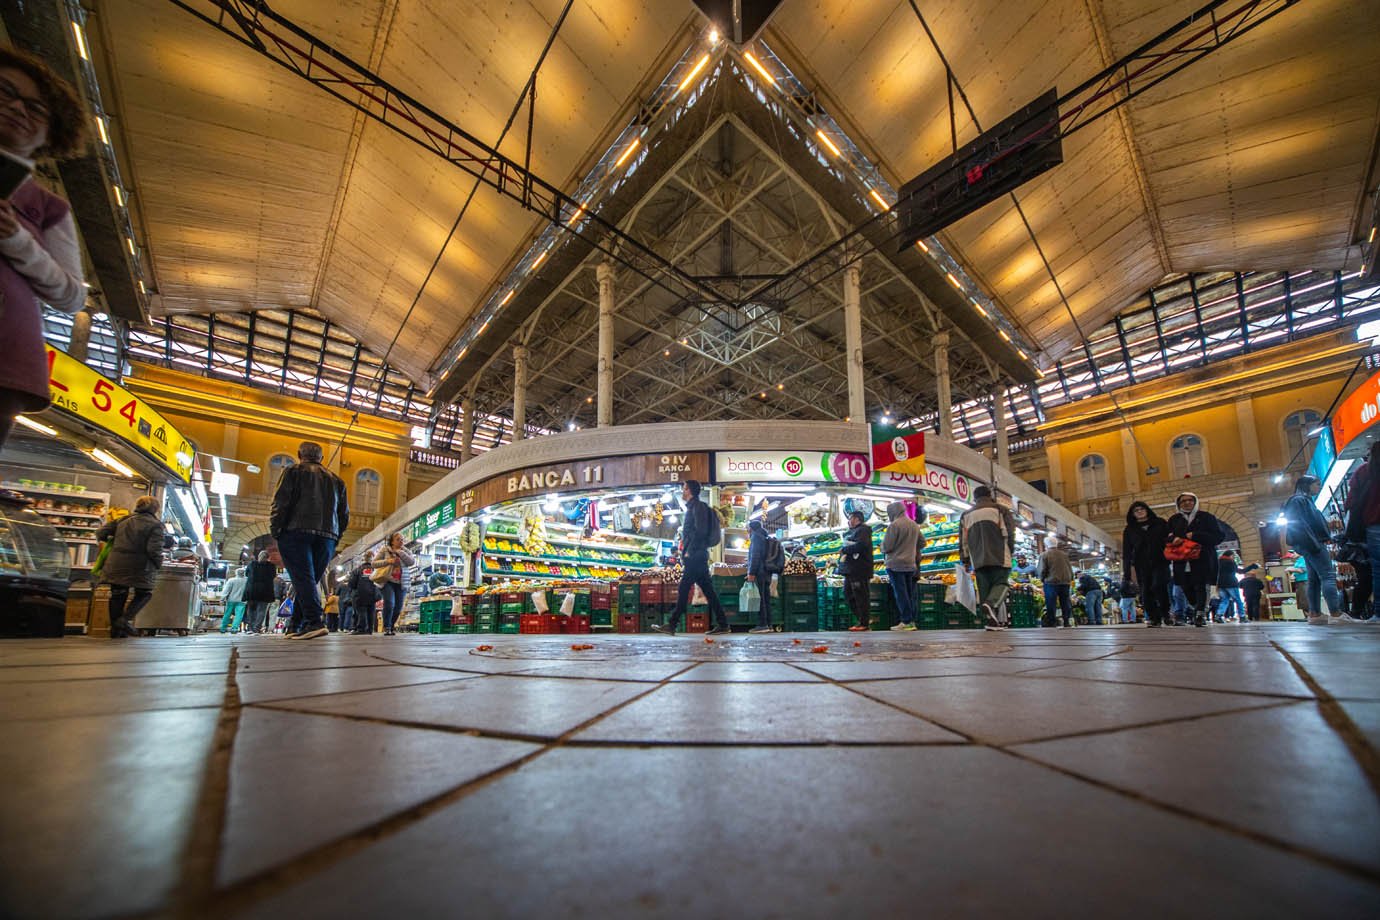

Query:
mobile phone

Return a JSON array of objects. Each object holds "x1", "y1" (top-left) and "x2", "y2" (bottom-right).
[{"x1": 0, "y1": 149, "x2": 34, "y2": 200}]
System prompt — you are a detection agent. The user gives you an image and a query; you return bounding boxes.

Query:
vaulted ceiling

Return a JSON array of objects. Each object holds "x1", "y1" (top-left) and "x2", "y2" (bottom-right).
[{"x1": 65, "y1": 0, "x2": 1380, "y2": 422}]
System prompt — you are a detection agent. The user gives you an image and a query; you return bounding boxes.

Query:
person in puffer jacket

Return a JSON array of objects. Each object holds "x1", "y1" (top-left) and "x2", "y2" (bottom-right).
[
  {"x1": 960, "y1": 486, "x2": 1016, "y2": 629},
  {"x1": 880, "y1": 501, "x2": 924, "y2": 629},
  {"x1": 1166, "y1": 492, "x2": 1224, "y2": 627},
  {"x1": 1282, "y1": 475, "x2": 1343, "y2": 624}
]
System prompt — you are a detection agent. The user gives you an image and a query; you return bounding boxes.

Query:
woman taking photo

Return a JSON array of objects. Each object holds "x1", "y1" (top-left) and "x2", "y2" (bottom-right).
[
  {"x1": 372, "y1": 532, "x2": 414, "y2": 635},
  {"x1": 0, "y1": 48, "x2": 87, "y2": 451}
]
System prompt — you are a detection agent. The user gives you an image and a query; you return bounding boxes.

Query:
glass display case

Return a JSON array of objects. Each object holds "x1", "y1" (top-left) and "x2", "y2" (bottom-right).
[{"x1": 0, "y1": 490, "x2": 71, "y2": 637}]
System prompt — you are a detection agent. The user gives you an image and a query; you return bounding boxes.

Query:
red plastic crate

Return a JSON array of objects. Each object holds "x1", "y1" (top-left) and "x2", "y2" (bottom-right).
[
  {"x1": 450, "y1": 612, "x2": 473, "y2": 627},
  {"x1": 519, "y1": 614, "x2": 542, "y2": 634},
  {"x1": 539, "y1": 613, "x2": 560, "y2": 633},
  {"x1": 591, "y1": 591, "x2": 612, "y2": 610},
  {"x1": 568, "y1": 614, "x2": 591, "y2": 634},
  {"x1": 500, "y1": 592, "x2": 524, "y2": 606},
  {"x1": 686, "y1": 612, "x2": 709, "y2": 633},
  {"x1": 639, "y1": 582, "x2": 665, "y2": 604},
  {"x1": 616, "y1": 612, "x2": 640, "y2": 634}
]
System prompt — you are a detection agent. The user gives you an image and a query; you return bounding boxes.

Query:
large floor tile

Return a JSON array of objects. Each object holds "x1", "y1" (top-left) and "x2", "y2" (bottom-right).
[
  {"x1": 1024, "y1": 656, "x2": 1313, "y2": 697},
  {"x1": 235, "y1": 664, "x2": 479, "y2": 703},
  {"x1": 218, "y1": 709, "x2": 539, "y2": 885},
  {"x1": 856, "y1": 674, "x2": 1283, "y2": 745},
  {"x1": 0, "y1": 708, "x2": 219, "y2": 918},
  {"x1": 794, "y1": 655, "x2": 1049, "y2": 681},
  {"x1": 0, "y1": 657, "x2": 233, "y2": 682},
  {"x1": 1284, "y1": 654, "x2": 1380, "y2": 701},
  {"x1": 669, "y1": 661, "x2": 824, "y2": 682},
  {"x1": 1337, "y1": 700, "x2": 1380, "y2": 752},
  {"x1": 261, "y1": 675, "x2": 651, "y2": 739},
  {"x1": 0, "y1": 673, "x2": 229, "y2": 721},
  {"x1": 1014, "y1": 704, "x2": 1380, "y2": 870},
  {"x1": 574, "y1": 681, "x2": 961, "y2": 743},
  {"x1": 235, "y1": 746, "x2": 1380, "y2": 919}
]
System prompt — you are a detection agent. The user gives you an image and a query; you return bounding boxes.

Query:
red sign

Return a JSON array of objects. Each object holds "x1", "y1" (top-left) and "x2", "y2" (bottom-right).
[{"x1": 1331, "y1": 370, "x2": 1380, "y2": 453}]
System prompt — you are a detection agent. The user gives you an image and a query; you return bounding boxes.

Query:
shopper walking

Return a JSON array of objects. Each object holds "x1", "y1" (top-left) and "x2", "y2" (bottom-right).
[
  {"x1": 1282, "y1": 475, "x2": 1343, "y2": 626},
  {"x1": 243, "y1": 551, "x2": 277, "y2": 633},
  {"x1": 652, "y1": 480, "x2": 729, "y2": 636},
  {"x1": 1166, "y1": 492, "x2": 1224, "y2": 628},
  {"x1": 1038, "y1": 539, "x2": 1075, "y2": 628},
  {"x1": 372, "y1": 532, "x2": 414, "y2": 636},
  {"x1": 349, "y1": 563, "x2": 380, "y2": 634},
  {"x1": 1122, "y1": 500, "x2": 1170, "y2": 627},
  {"x1": 1215, "y1": 552, "x2": 1244, "y2": 621},
  {"x1": 1239, "y1": 564, "x2": 1265, "y2": 622},
  {"x1": 1077, "y1": 571, "x2": 1104, "y2": 625},
  {"x1": 1343, "y1": 441, "x2": 1380, "y2": 623},
  {"x1": 959, "y1": 485, "x2": 1016, "y2": 630},
  {"x1": 269, "y1": 441, "x2": 349, "y2": 640},
  {"x1": 839, "y1": 510, "x2": 874, "y2": 632},
  {"x1": 220, "y1": 566, "x2": 248, "y2": 632},
  {"x1": 744, "y1": 519, "x2": 776, "y2": 633},
  {"x1": 0, "y1": 49, "x2": 88, "y2": 453},
  {"x1": 94, "y1": 496, "x2": 166, "y2": 638},
  {"x1": 881, "y1": 501, "x2": 923, "y2": 630},
  {"x1": 1119, "y1": 578, "x2": 1139, "y2": 623}
]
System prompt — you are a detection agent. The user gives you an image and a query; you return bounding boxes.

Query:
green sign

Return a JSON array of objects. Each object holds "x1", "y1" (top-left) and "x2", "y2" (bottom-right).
[{"x1": 412, "y1": 496, "x2": 457, "y2": 540}]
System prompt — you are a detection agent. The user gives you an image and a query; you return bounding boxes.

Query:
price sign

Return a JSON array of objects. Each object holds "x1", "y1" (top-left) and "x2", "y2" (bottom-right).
[{"x1": 44, "y1": 345, "x2": 195, "y2": 483}]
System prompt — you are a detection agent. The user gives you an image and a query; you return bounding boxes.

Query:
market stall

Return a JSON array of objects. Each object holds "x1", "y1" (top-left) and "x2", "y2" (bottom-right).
[{"x1": 338, "y1": 421, "x2": 1115, "y2": 634}]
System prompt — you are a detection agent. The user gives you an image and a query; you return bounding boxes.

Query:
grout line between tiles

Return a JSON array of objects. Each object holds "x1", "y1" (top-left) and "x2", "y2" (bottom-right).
[
  {"x1": 1271, "y1": 641, "x2": 1380, "y2": 803},
  {"x1": 169, "y1": 646, "x2": 243, "y2": 917},
  {"x1": 193, "y1": 660, "x2": 703, "y2": 917}
]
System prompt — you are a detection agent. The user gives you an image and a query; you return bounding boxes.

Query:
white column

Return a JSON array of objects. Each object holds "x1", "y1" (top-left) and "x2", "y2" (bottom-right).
[
  {"x1": 843, "y1": 262, "x2": 865, "y2": 422},
  {"x1": 1046, "y1": 441, "x2": 1065, "y2": 503},
  {"x1": 1236, "y1": 397, "x2": 1261, "y2": 470},
  {"x1": 512, "y1": 346, "x2": 528, "y2": 442},
  {"x1": 934, "y1": 331, "x2": 953, "y2": 439},
  {"x1": 460, "y1": 395, "x2": 474, "y2": 461},
  {"x1": 992, "y1": 385, "x2": 1009, "y2": 469},
  {"x1": 1120, "y1": 426, "x2": 1141, "y2": 493},
  {"x1": 68, "y1": 309, "x2": 93, "y2": 363},
  {"x1": 597, "y1": 262, "x2": 615, "y2": 428}
]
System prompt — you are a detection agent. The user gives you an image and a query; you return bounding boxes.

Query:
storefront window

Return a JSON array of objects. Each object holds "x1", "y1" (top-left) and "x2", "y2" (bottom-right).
[{"x1": 1283, "y1": 409, "x2": 1322, "y2": 464}]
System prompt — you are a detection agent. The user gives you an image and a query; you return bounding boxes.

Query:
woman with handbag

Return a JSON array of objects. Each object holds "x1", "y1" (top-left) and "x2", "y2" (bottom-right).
[
  {"x1": 371, "y1": 532, "x2": 414, "y2": 636},
  {"x1": 1166, "y1": 492, "x2": 1223, "y2": 628}
]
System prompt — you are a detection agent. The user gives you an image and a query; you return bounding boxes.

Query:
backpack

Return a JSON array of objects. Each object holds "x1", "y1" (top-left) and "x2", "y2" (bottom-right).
[
  {"x1": 704, "y1": 502, "x2": 722, "y2": 548},
  {"x1": 763, "y1": 536, "x2": 785, "y2": 574}
]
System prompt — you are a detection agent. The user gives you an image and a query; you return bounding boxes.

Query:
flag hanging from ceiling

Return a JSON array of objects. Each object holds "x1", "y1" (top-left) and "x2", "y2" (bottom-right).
[{"x1": 871, "y1": 424, "x2": 927, "y2": 476}]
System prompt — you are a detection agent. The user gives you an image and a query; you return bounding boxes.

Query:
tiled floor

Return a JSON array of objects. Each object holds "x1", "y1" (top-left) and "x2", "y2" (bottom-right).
[{"x1": 2, "y1": 624, "x2": 1378, "y2": 918}]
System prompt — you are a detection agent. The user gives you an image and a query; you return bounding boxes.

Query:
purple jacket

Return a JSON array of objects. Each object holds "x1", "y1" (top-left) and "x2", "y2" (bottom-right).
[{"x1": 1, "y1": 180, "x2": 73, "y2": 409}]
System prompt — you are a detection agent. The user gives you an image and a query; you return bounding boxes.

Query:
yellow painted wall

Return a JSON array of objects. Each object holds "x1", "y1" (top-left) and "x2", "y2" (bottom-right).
[{"x1": 1251, "y1": 381, "x2": 1339, "y2": 471}]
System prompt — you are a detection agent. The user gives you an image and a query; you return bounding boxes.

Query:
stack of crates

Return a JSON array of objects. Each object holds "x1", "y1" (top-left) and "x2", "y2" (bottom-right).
[
  {"x1": 617, "y1": 582, "x2": 640, "y2": 626},
  {"x1": 817, "y1": 581, "x2": 853, "y2": 631},
  {"x1": 639, "y1": 579, "x2": 669, "y2": 632},
  {"x1": 418, "y1": 598, "x2": 452, "y2": 634},
  {"x1": 561, "y1": 614, "x2": 592, "y2": 634},
  {"x1": 472, "y1": 593, "x2": 497, "y2": 633},
  {"x1": 779, "y1": 573, "x2": 819, "y2": 631},
  {"x1": 590, "y1": 585, "x2": 613, "y2": 629},
  {"x1": 867, "y1": 582, "x2": 895, "y2": 630},
  {"x1": 450, "y1": 594, "x2": 475, "y2": 633},
  {"x1": 916, "y1": 583, "x2": 946, "y2": 629},
  {"x1": 1007, "y1": 587, "x2": 1040, "y2": 628}
]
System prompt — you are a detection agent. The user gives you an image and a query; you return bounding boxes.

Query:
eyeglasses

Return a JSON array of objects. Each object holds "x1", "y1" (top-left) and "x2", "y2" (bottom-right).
[{"x1": 0, "y1": 77, "x2": 51, "y2": 126}]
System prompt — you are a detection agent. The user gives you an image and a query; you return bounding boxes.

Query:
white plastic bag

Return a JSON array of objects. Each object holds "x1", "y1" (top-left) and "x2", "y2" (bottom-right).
[
  {"x1": 952, "y1": 564, "x2": 977, "y2": 613},
  {"x1": 691, "y1": 584, "x2": 707, "y2": 606},
  {"x1": 739, "y1": 580, "x2": 761, "y2": 611},
  {"x1": 531, "y1": 589, "x2": 549, "y2": 613},
  {"x1": 769, "y1": 574, "x2": 780, "y2": 597},
  {"x1": 560, "y1": 592, "x2": 576, "y2": 616}
]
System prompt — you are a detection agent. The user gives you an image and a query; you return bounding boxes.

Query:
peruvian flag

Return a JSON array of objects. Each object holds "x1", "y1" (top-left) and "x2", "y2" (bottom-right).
[{"x1": 871, "y1": 424, "x2": 926, "y2": 476}]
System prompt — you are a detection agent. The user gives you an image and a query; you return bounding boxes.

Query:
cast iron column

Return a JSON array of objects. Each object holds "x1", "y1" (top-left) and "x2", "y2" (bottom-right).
[
  {"x1": 512, "y1": 345, "x2": 528, "y2": 442},
  {"x1": 992, "y1": 385, "x2": 1009, "y2": 469},
  {"x1": 934, "y1": 331, "x2": 953, "y2": 439},
  {"x1": 68, "y1": 309, "x2": 93, "y2": 363},
  {"x1": 597, "y1": 261, "x2": 615, "y2": 428},
  {"x1": 460, "y1": 393, "x2": 474, "y2": 461},
  {"x1": 843, "y1": 262, "x2": 864, "y2": 422}
]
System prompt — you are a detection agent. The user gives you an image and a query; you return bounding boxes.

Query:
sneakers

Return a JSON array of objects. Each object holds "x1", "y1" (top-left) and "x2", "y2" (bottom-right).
[
  {"x1": 705, "y1": 625, "x2": 731, "y2": 636},
  {"x1": 1307, "y1": 615, "x2": 1330, "y2": 627},
  {"x1": 748, "y1": 625, "x2": 774, "y2": 634},
  {"x1": 296, "y1": 626, "x2": 329, "y2": 641},
  {"x1": 980, "y1": 603, "x2": 1005, "y2": 631},
  {"x1": 847, "y1": 625, "x2": 868, "y2": 632},
  {"x1": 1146, "y1": 621, "x2": 1162, "y2": 628},
  {"x1": 649, "y1": 623, "x2": 677, "y2": 637},
  {"x1": 1331, "y1": 614, "x2": 1359, "y2": 624},
  {"x1": 889, "y1": 622, "x2": 917, "y2": 631},
  {"x1": 1365, "y1": 615, "x2": 1380, "y2": 624},
  {"x1": 1193, "y1": 615, "x2": 1207, "y2": 628}
]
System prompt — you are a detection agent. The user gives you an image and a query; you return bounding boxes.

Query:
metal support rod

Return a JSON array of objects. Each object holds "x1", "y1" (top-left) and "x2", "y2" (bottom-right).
[
  {"x1": 311, "y1": 321, "x2": 332, "y2": 400},
  {"x1": 934, "y1": 330, "x2": 953, "y2": 438},
  {"x1": 512, "y1": 345, "x2": 528, "y2": 441},
  {"x1": 460, "y1": 394, "x2": 474, "y2": 461},
  {"x1": 1234, "y1": 272, "x2": 1251, "y2": 349},
  {"x1": 244, "y1": 312, "x2": 257, "y2": 383},
  {"x1": 992, "y1": 385, "x2": 1009, "y2": 469},
  {"x1": 1188, "y1": 274, "x2": 1208, "y2": 360},
  {"x1": 279, "y1": 310, "x2": 295, "y2": 393},
  {"x1": 843, "y1": 262, "x2": 865, "y2": 422},
  {"x1": 1114, "y1": 314, "x2": 1136, "y2": 384},
  {"x1": 596, "y1": 261, "x2": 615, "y2": 428}
]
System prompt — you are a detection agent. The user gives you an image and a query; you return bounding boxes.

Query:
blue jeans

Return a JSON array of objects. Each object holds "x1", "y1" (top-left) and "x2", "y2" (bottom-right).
[
  {"x1": 887, "y1": 569, "x2": 916, "y2": 623},
  {"x1": 1171, "y1": 584, "x2": 1188, "y2": 617},
  {"x1": 380, "y1": 581, "x2": 405, "y2": 631},
  {"x1": 276, "y1": 532, "x2": 336, "y2": 630},
  {"x1": 1120, "y1": 597, "x2": 1137, "y2": 623},
  {"x1": 1084, "y1": 589, "x2": 1103, "y2": 624},
  {"x1": 1218, "y1": 586, "x2": 1244, "y2": 618},
  {"x1": 1299, "y1": 544, "x2": 1343, "y2": 616},
  {"x1": 1043, "y1": 583, "x2": 1072, "y2": 626}
]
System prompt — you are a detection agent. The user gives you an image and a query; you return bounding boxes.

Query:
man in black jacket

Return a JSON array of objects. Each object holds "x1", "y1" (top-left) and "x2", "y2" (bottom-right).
[
  {"x1": 1282, "y1": 475, "x2": 1344, "y2": 624},
  {"x1": 652, "y1": 480, "x2": 728, "y2": 637},
  {"x1": 270, "y1": 441, "x2": 349, "y2": 640},
  {"x1": 744, "y1": 519, "x2": 775, "y2": 633},
  {"x1": 839, "y1": 510, "x2": 874, "y2": 631},
  {"x1": 1122, "y1": 500, "x2": 1170, "y2": 627}
]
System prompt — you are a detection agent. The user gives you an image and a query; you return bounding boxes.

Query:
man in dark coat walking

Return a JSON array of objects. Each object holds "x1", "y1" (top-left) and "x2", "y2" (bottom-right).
[
  {"x1": 243, "y1": 550, "x2": 278, "y2": 633},
  {"x1": 1122, "y1": 500, "x2": 1171, "y2": 626},
  {"x1": 270, "y1": 441, "x2": 349, "y2": 640},
  {"x1": 840, "y1": 510, "x2": 874, "y2": 631}
]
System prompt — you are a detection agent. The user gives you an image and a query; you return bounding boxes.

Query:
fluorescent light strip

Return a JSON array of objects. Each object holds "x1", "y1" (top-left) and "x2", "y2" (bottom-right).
[
  {"x1": 743, "y1": 51, "x2": 776, "y2": 87},
  {"x1": 71, "y1": 20, "x2": 90, "y2": 61},
  {"x1": 678, "y1": 55, "x2": 710, "y2": 93},
  {"x1": 90, "y1": 447, "x2": 135, "y2": 478},
  {"x1": 869, "y1": 187, "x2": 888, "y2": 209},
  {"x1": 14, "y1": 415, "x2": 57, "y2": 437},
  {"x1": 95, "y1": 115, "x2": 109, "y2": 145},
  {"x1": 815, "y1": 129, "x2": 842, "y2": 158}
]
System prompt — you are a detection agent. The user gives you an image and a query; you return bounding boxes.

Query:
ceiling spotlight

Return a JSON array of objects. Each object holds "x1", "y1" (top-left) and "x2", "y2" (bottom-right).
[
  {"x1": 760, "y1": 391, "x2": 767, "y2": 398},
  {"x1": 775, "y1": 383, "x2": 784, "y2": 390},
  {"x1": 1272, "y1": 473, "x2": 1284, "y2": 484}
]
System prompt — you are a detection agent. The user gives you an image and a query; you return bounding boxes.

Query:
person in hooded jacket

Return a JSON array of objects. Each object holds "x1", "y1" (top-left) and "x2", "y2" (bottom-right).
[
  {"x1": 1283, "y1": 474, "x2": 1344, "y2": 625},
  {"x1": 1122, "y1": 500, "x2": 1170, "y2": 627},
  {"x1": 880, "y1": 501, "x2": 923, "y2": 630},
  {"x1": 243, "y1": 551, "x2": 277, "y2": 633},
  {"x1": 1239, "y1": 564, "x2": 1265, "y2": 621},
  {"x1": 1215, "y1": 552, "x2": 1243, "y2": 621},
  {"x1": 959, "y1": 485, "x2": 1016, "y2": 630},
  {"x1": 744, "y1": 519, "x2": 775, "y2": 633},
  {"x1": 839, "y1": 510, "x2": 874, "y2": 632},
  {"x1": 349, "y1": 563, "x2": 380, "y2": 634},
  {"x1": 1166, "y1": 492, "x2": 1224, "y2": 627}
]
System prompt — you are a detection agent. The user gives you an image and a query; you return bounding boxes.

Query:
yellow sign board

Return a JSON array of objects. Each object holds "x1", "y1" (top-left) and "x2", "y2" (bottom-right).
[{"x1": 44, "y1": 346, "x2": 195, "y2": 483}]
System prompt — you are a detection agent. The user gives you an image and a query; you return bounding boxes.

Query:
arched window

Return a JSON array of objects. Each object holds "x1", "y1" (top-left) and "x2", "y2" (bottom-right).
[
  {"x1": 1078, "y1": 454, "x2": 1110, "y2": 500},
  {"x1": 1170, "y1": 435, "x2": 1207, "y2": 478},
  {"x1": 1283, "y1": 409, "x2": 1323, "y2": 462},
  {"x1": 267, "y1": 454, "x2": 295, "y2": 491},
  {"x1": 355, "y1": 468, "x2": 381, "y2": 514}
]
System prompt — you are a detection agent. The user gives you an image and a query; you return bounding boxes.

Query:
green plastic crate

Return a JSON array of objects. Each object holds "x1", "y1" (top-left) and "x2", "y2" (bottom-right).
[
  {"x1": 474, "y1": 613, "x2": 497, "y2": 633},
  {"x1": 590, "y1": 609, "x2": 613, "y2": 628},
  {"x1": 783, "y1": 610, "x2": 819, "y2": 632}
]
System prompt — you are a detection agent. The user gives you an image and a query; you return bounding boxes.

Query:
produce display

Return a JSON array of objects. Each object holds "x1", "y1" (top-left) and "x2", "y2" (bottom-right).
[
  {"x1": 783, "y1": 556, "x2": 818, "y2": 575},
  {"x1": 481, "y1": 517, "x2": 657, "y2": 579}
]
